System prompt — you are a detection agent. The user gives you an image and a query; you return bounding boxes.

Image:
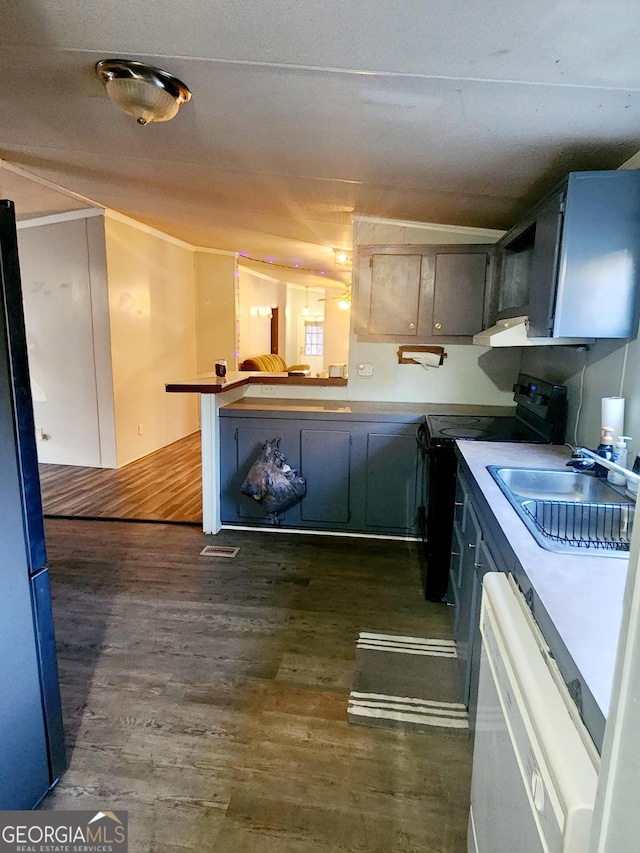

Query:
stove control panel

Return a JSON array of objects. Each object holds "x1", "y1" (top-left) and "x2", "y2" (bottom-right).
[{"x1": 512, "y1": 373, "x2": 567, "y2": 443}]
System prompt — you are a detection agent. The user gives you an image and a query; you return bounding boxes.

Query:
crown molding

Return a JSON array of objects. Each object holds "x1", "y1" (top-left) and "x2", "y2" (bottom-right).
[
  {"x1": 16, "y1": 208, "x2": 104, "y2": 230},
  {"x1": 353, "y1": 213, "x2": 504, "y2": 239}
]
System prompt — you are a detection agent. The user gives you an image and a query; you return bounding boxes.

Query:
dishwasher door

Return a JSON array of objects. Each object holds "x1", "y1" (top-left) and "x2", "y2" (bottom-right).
[{"x1": 468, "y1": 573, "x2": 598, "y2": 853}]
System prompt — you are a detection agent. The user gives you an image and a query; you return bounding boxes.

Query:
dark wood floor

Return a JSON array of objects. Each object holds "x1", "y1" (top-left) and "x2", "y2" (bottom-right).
[
  {"x1": 39, "y1": 432, "x2": 202, "y2": 524},
  {"x1": 39, "y1": 519, "x2": 471, "y2": 852}
]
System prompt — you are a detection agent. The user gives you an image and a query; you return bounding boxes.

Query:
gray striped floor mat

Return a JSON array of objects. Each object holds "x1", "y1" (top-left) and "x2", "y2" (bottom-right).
[{"x1": 347, "y1": 631, "x2": 469, "y2": 736}]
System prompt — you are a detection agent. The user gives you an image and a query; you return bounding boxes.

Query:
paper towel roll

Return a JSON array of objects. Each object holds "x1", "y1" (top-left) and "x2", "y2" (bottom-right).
[
  {"x1": 602, "y1": 397, "x2": 625, "y2": 444},
  {"x1": 405, "y1": 351, "x2": 442, "y2": 369}
]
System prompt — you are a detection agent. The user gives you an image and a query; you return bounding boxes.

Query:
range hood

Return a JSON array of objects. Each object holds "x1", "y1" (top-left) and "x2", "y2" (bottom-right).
[{"x1": 473, "y1": 316, "x2": 592, "y2": 347}]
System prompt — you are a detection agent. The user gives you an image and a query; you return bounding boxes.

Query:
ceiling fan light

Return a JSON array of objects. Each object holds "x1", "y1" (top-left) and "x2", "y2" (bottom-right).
[{"x1": 96, "y1": 59, "x2": 191, "y2": 125}]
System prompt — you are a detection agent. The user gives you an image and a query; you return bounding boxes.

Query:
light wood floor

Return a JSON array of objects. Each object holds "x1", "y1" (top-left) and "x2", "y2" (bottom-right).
[
  {"x1": 39, "y1": 431, "x2": 202, "y2": 524},
  {"x1": 39, "y1": 519, "x2": 471, "y2": 853}
]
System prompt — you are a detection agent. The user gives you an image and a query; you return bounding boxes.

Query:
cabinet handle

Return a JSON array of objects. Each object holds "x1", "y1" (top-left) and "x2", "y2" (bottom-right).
[
  {"x1": 451, "y1": 551, "x2": 460, "y2": 557},
  {"x1": 454, "y1": 501, "x2": 464, "y2": 507},
  {"x1": 434, "y1": 322, "x2": 442, "y2": 330},
  {"x1": 468, "y1": 543, "x2": 476, "y2": 549},
  {"x1": 408, "y1": 322, "x2": 416, "y2": 330},
  {"x1": 474, "y1": 562, "x2": 483, "y2": 569}
]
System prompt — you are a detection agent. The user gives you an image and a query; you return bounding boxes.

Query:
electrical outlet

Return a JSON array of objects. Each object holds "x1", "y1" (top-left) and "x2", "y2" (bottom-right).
[
  {"x1": 138, "y1": 424, "x2": 144, "y2": 435},
  {"x1": 261, "y1": 385, "x2": 277, "y2": 396},
  {"x1": 357, "y1": 362, "x2": 374, "y2": 378}
]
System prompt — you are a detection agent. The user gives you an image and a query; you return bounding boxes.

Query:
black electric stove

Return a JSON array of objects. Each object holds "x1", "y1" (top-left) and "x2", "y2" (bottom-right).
[
  {"x1": 426, "y1": 414, "x2": 522, "y2": 447},
  {"x1": 418, "y1": 374, "x2": 567, "y2": 601}
]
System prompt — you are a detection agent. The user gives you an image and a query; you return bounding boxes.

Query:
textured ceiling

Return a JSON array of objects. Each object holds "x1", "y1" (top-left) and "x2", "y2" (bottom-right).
[{"x1": 1, "y1": 0, "x2": 639, "y2": 282}]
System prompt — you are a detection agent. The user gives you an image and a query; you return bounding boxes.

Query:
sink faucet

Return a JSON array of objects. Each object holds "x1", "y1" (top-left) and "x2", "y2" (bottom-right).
[{"x1": 567, "y1": 447, "x2": 640, "y2": 484}]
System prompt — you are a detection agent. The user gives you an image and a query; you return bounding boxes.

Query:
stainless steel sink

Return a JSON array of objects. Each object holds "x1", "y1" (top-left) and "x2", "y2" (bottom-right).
[
  {"x1": 492, "y1": 467, "x2": 629, "y2": 503},
  {"x1": 487, "y1": 466, "x2": 634, "y2": 557}
]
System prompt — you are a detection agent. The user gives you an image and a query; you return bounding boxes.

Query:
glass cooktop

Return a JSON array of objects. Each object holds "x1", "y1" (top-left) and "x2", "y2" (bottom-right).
[{"x1": 426, "y1": 414, "x2": 520, "y2": 446}]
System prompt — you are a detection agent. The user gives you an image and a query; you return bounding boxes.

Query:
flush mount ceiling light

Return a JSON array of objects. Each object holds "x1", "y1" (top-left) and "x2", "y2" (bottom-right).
[
  {"x1": 334, "y1": 249, "x2": 352, "y2": 267},
  {"x1": 95, "y1": 59, "x2": 192, "y2": 125}
]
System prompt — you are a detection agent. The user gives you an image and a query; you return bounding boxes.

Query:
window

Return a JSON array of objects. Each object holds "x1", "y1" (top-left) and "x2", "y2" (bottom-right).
[{"x1": 304, "y1": 322, "x2": 324, "y2": 356}]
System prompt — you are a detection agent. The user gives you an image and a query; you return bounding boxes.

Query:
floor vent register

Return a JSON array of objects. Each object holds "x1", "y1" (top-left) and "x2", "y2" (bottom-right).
[{"x1": 199, "y1": 546, "x2": 240, "y2": 558}]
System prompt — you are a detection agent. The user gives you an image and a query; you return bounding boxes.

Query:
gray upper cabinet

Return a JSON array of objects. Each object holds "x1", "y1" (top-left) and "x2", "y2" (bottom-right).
[
  {"x1": 432, "y1": 252, "x2": 489, "y2": 337},
  {"x1": 355, "y1": 244, "x2": 494, "y2": 344},
  {"x1": 490, "y1": 170, "x2": 640, "y2": 339},
  {"x1": 368, "y1": 252, "x2": 423, "y2": 336}
]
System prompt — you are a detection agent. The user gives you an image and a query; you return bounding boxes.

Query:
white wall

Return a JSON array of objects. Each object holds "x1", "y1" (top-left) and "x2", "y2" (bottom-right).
[
  {"x1": 323, "y1": 296, "x2": 351, "y2": 369},
  {"x1": 18, "y1": 213, "x2": 117, "y2": 467},
  {"x1": 237, "y1": 267, "x2": 286, "y2": 363},
  {"x1": 348, "y1": 216, "x2": 522, "y2": 404},
  {"x1": 105, "y1": 215, "x2": 198, "y2": 467},
  {"x1": 520, "y1": 336, "x2": 639, "y2": 454},
  {"x1": 195, "y1": 251, "x2": 237, "y2": 372}
]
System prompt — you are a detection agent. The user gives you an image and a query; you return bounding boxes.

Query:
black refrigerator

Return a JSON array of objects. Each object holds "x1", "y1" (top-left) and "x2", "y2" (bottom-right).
[{"x1": 0, "y1": 199, "x2": 66, "y2": 808}]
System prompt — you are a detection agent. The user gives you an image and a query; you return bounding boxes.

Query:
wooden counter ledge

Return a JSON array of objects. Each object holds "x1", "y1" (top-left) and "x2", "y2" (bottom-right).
[{"x1": 166, "y1": 371, "x2": 348, "y2": 394}]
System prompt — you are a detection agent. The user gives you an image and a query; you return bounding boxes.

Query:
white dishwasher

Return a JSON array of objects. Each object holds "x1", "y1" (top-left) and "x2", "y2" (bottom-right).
[{"x1": 468, "y1": 573, "x2": 599, "y2": 853}]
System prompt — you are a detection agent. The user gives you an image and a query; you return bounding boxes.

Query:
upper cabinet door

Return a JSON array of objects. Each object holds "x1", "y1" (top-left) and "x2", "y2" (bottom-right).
[
  {"x1": 432, "y1": 252, "x2": 489, "y2": 337},
  {"x1": 355, "y1": 244, "x2": 493, "y2": 343},
  {"x1": 368, "y1": 252, "x2": 422, "y2": 336}
]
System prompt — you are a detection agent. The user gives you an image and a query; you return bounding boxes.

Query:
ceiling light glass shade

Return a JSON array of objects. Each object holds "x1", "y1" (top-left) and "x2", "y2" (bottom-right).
[
  {"x1": 96, "y1": 59, "x2": 191, "y2": 125},
  {"x1": 334, "y1": 249, "x2": 352, "y2": 266},
  {"x1": 105, "y1": 78, "x2": 180, "y2": 124}
]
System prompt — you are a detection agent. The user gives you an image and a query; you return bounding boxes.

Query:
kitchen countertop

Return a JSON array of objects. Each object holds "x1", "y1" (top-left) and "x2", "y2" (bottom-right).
[
  {"x1": 219, "y1": 398, "x2": 517, "y2": 422},
  {"x1": 456, "y1": 440, "x2": 628, "y2": 729}
]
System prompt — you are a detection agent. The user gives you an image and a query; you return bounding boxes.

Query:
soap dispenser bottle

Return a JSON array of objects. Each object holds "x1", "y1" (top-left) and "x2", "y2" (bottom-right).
[
  {"x1": 607, "y1": 435, "x2": 632, "y2": 486},
  {"x1": 597, "y1": 427, "x2": 615, "y2": 460}
]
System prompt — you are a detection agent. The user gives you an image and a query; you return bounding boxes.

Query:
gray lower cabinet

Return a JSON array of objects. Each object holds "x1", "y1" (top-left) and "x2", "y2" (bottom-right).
[
  {"x1": 454, "y1": 493, "x2": 482, "y2": 706},
  {"x1": 219, "y1": 415, "x2": 420, "y2": 535},
  {"x1": 299, "y1": 429, "x2": 351, "y2": 524},
  {"x1": 450, "y1": 469, "x2": 509, "y2": 730},
  {"x1": 234, "y1": 425, "x2": 288, "y2": 520},
  {"x1": 361, "y1": 431, "x2": 419, "y2": 530},
  {"x1": 452, "y1": 453, "x2": 605, "y2": 746}
]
